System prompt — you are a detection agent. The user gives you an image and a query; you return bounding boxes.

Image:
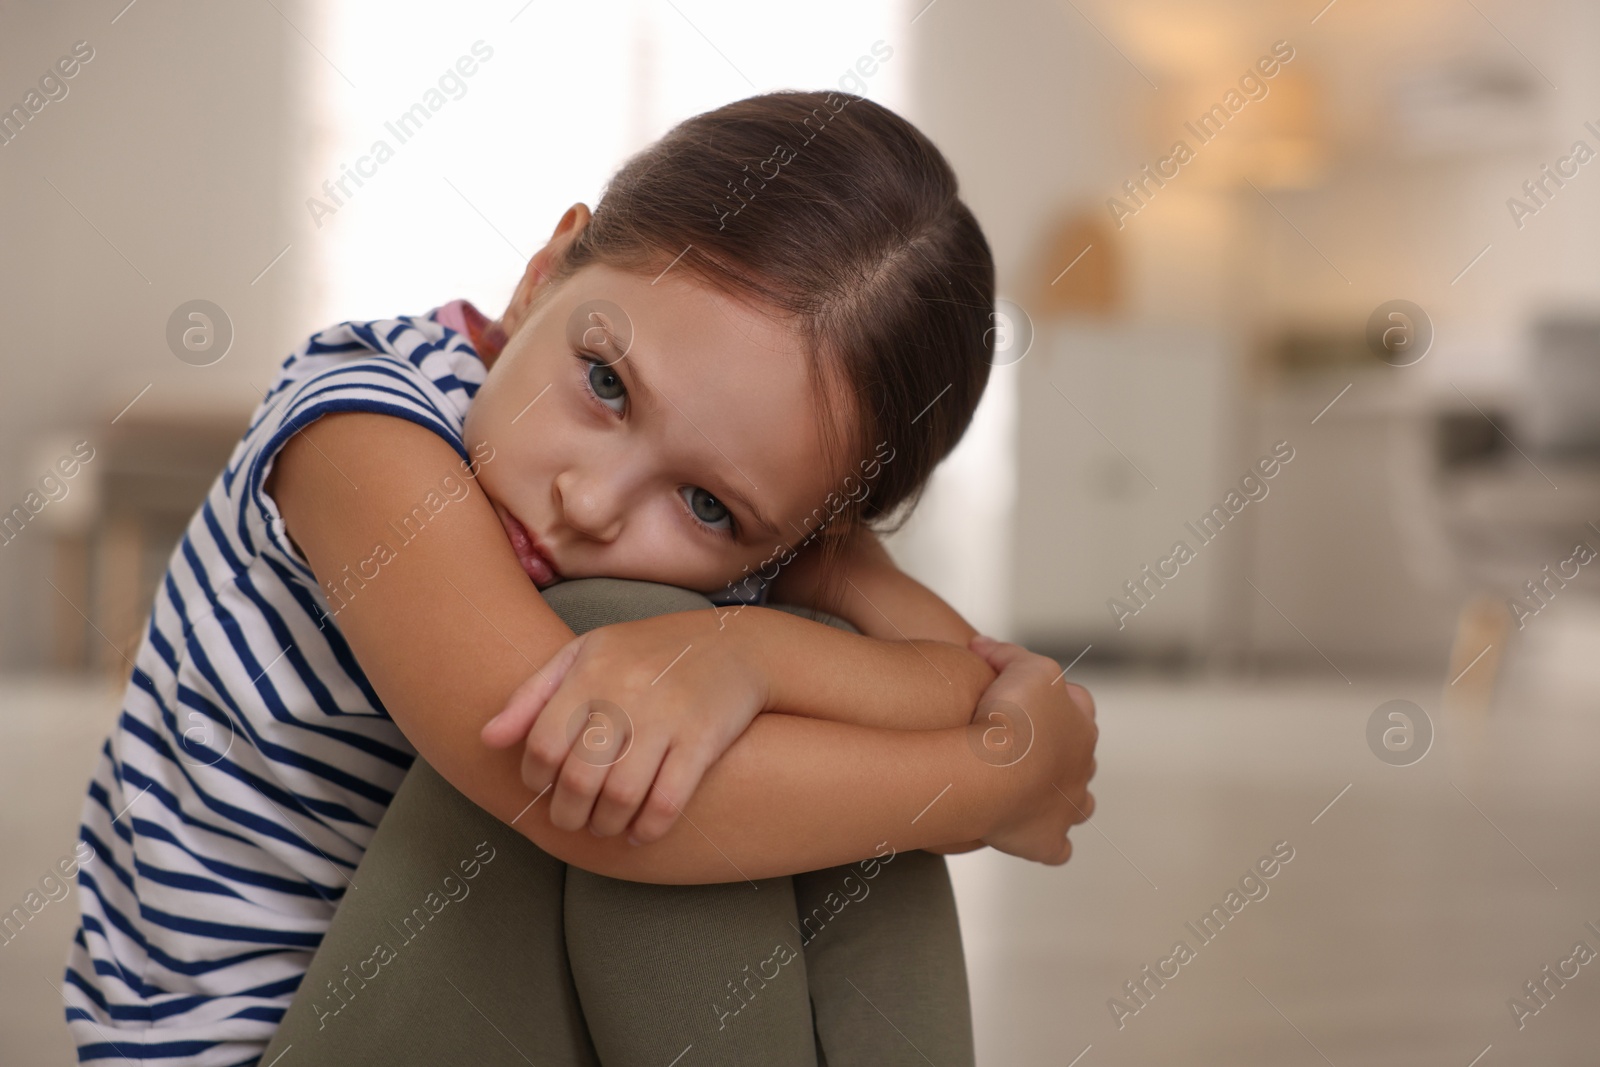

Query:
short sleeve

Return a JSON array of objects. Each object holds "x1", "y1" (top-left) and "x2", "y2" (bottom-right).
[{"x1": 231, "y1": 353, "x2": 472, "y2": 581}]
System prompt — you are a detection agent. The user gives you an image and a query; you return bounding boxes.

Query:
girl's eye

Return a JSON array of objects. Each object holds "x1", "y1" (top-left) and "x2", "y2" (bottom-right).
[
  {"x1": 580, "y1": 354, "x2": 627, "y2": 413},
  {"x1": 681, "y1": 486, "x2": 735, "y2": 537}
]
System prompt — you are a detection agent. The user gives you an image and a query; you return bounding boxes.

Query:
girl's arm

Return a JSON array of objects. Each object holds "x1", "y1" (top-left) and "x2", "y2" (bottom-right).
[
  {"x1": 268, "y1": 411, "x2": 1048, "y2": 883},
  {"x1": 768, "y1": 524, "x2": 980, "y2": 648}
]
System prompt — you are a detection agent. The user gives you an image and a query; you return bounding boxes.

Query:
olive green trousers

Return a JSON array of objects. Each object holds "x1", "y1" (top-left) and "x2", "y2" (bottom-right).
[{"x1": 259, "y1": 578, "x2": 974, "y2": 1066}]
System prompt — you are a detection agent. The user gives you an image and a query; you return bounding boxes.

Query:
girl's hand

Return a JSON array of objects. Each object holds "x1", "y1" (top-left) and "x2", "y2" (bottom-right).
[
  {"x1": 966, "y1": 634, "x2": 1099, "y2": 865},
  {"x1": 481, "y1": 610, "x2": 769, "y2": 844}
]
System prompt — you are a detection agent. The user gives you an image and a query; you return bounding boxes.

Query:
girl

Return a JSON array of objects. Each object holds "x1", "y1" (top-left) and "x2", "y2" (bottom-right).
[{"x1": 63, "y1": 91, "x2": 1097, "y2": 1065}]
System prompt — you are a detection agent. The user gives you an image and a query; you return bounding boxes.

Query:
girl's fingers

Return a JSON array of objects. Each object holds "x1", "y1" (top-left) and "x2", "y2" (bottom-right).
[
  {"x1": 481, "y1": 634, "x2": 587, "y2": 748},
  {"x1": 972, "y1": 637, "x2": 1035, "y2": 675},
  {"x1": 1065, "y1": 681, "x2": 1097, "y2": 722},
  {"x1": 1076, "y1": 787, "x2": 1096, "y2": 822},
  {"x1": 626, "y1": 746, "x2": 707, "y2": 845},
  {"x1": 546, "y1": 751, "x2": 610, "y2": 832},
  {"x1": 519, "y1": 678, "x2": 584, "y2": 793},
  {"x1": 587, "y1": 732, "x2": 668, "y2": 837}
]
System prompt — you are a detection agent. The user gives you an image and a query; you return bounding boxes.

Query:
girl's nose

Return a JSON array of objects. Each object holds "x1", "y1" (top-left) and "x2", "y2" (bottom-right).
[{"x1": 553, "y1": 467, "x2": 625, "y2": 543}]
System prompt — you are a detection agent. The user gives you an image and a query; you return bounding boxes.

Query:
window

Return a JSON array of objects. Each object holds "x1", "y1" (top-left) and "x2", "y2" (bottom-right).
[{"x1": 304, "y1": 0, "x2": 905, "y2": 323}]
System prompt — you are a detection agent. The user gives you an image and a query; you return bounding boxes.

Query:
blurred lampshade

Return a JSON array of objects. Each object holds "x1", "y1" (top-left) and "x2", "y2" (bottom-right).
[
  {"x1": 1028, "y1": 210, "x2": 1121, "y2": 317},
  {"x1": 1155, "y1": 68, "x2": 1327, "y2": 189}
]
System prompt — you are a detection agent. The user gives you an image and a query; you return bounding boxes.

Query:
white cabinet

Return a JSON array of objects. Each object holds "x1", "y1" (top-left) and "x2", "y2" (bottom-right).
[{"x1": 1011, "y1": 323, "x2": 1236, "y2": 659}]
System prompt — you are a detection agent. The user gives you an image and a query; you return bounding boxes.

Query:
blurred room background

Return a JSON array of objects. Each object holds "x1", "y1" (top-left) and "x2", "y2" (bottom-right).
[{"x1": 4, "y1": 0, "x2": 1599, "y2": 1062}]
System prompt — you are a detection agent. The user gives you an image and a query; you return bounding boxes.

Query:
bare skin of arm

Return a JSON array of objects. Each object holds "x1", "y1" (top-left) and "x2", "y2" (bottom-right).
[
  {"x1": 268, "y1": 411, "x2": 1082, "y2": 884},
  {"x1": 768, "y1": 525, "x2": 981, "y2": 650}
]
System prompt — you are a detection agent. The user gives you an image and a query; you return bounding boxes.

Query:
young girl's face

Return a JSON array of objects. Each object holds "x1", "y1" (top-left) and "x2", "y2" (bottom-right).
[{"x1": 463, "y1": 259, "x2": 847, "y2": 597}]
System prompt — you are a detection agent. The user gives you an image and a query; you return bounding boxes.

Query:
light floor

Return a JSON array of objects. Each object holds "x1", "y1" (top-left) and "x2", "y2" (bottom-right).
[
  {"x1": 3, "y1": 614, "x2": 1598, "y2": 1065},
  {"x1": 949, "y1": 658, "x2": 1600, "y2": 1066}
]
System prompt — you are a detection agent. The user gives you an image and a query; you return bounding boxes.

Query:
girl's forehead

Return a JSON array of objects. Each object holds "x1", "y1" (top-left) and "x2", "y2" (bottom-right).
[
  {"x1": 560, "y1": 265, "x2": 809, "y2": 395},
  {"x1": 562, "y1": 261, "x2": 789, "y2": 338}
]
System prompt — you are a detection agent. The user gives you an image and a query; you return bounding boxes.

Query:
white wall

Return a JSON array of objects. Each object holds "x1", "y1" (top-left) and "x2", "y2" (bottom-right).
[{"x1": 0, "y1": 0, "x2": 312, "y2": 670}]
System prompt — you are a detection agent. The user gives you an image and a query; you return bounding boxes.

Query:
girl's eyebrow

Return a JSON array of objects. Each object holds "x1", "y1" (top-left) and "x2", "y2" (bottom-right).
[
  {"x1": 713, "y1": 478, "x2": 781, "y2": 541},
  {"x1": 585, "y1": 318, "x2": 634, "y2": 363}
]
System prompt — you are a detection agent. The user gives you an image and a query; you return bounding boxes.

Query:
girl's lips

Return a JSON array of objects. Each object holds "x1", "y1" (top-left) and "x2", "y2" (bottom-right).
[{"x1": 499, "y1": 509, "x2": 559, "y2": 586}]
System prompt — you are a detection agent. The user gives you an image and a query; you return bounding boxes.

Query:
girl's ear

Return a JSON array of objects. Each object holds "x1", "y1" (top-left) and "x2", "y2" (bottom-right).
[{"x1": 495, "y1": 203, "x2": 593, "y2": 348}]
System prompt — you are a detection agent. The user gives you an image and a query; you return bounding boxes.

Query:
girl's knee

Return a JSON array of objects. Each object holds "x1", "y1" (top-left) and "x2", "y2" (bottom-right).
[{"x1": 541, "y1": 577, "x2": 716, "y2": 633}]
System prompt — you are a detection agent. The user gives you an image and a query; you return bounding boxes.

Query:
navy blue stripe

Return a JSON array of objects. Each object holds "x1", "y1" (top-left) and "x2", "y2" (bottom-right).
[
  {"x1": 139, "y1": 904, "x2": 326, "y2": 948},
  {"x1": 78, "y1": 1037, "x2": 220, "y2": 1060},
  {"x1": 132, "y1": 821, "x2": 332, "y2": 900},
  {"x1": 131, "y1": 859, "x2": 247, "y2": 902},
  {"x1": 84, "y1": 908, "x2": 301, "y2": 982},
  {"x1": 240, "y1": 973, "x2": 305, "y2": 999},
  {"x1": 198, "y1": 498, "x2": 247, "y2": 576},
  {"x1": 290, "y1": 364, "x2": 457, "y2": 429},
  {"x1": 431, "y1": 372, "x2": 476, "y2": 396},
  {"x1": 146, "y1": 606, "x2": 180, "y2": 674},
  {"x1": 64, "y1": 966, "x2": 122, "y2": 1016},
  {"x1": 260, "y1": 552, "x2": 389, "y2": 714},
  {"x1": 306, "y1": 337, "x2": 371, "y2": 355},
  {"x1": 85, "y1": 780, "x2": 135, "y2": 846},
  {"x1": 77, "y1": 915, "x2": 146, "y2": 994},
  {"x1": 346, "y1": 319, "x2": 387, "y2": 354},
  {"x1": 80, "y1": 828, "x2": 135, "y2": 894},
  {"x1": 78, "y1": 872, "x2": 150, "y2": 955},
  {"x1": 148, "y1": 941, "x2": 303, "y2": 980}
]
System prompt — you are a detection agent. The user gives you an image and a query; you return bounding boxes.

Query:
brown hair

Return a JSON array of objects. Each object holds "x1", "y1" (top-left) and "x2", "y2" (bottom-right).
[{"x1": 545, "y1": 90, "x2": 995, "y2": 613}]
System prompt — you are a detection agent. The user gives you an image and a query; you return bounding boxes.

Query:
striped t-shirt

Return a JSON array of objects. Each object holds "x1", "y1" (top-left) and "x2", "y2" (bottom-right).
[{"x1": 62, "y1": 303, "x2": 769, "y2": 1065}]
